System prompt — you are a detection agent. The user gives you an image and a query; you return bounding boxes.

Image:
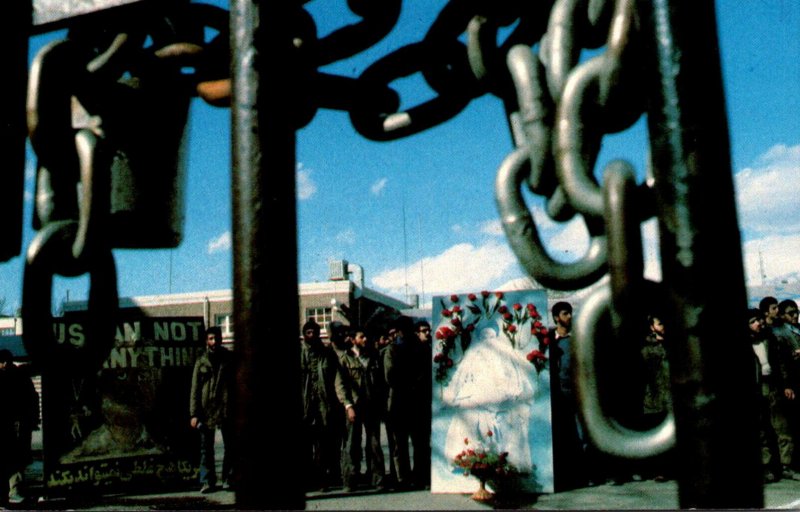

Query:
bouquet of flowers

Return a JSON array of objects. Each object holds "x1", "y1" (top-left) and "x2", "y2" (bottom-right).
[{"x1": 452, "y1": 430, "x2": 516, "y2": 482}]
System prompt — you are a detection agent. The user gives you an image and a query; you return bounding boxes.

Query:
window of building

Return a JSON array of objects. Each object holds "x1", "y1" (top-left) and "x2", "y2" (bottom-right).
[
  {"x1": 215, "y1": 314, "x2": 234, "y2": 340},
  {"x1": 305, "y1": 307, "x2": 333, "y2": 334}
]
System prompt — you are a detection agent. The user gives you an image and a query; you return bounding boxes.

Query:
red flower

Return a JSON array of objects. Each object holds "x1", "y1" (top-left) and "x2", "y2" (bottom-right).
[
  {"x1": 498, "y1": 305, "x2": 508, "y2": 314},
  {"x1": 464, "y1": 438, "x2": 469, "y2": 445},
  {"x1": 450, "y1": 294, "x2": 459, "y2": 303},
  {"x1": 468, "y1": 293, "x2": 477, "y2": 301},
  {"x1": 451, "y1": 317, "x2": 462, "y2": 327},
  {"x1": 533, "y1": 320, "x2": 543, "y2": 329},
  {"x1": 442, "y1": 308, "x2": 452, "y2": 317},
  {"x1": 487, "y1": 430, "x2": 493, "y2": 437},
  {"x1": 467, "y1": 305, "x2": 481, "y2": 314},
  {"x1": 513, "y1": 303, "x2": 522, "y2": 311},
  {"x1": 452, "y1": 305, "x2": 461, "y2": 313},
  {"x1": 436, "y1": 326, "x2": 454, "y2": 340},
  {"x1": 433, "y1": 353, "x2": 444, "y2": 362},
  {"x1": 495, "y1": 291, "x2": 504, "y2": 299},
  {"x1": 508, "y1": 324, "x2": 517, "y2": 333},
  {"x1": 481, "y1": 290, "x2": 490, "y2": 298},
  {"x1": 527, "y1": 349, "x2": 546, "y2": 361},
  {"x1": 466, "y1": 324, "x2": 475, "y2": 332},
  {"x1": 503, "y1": 312, "x2": 513, "y2": 321}
]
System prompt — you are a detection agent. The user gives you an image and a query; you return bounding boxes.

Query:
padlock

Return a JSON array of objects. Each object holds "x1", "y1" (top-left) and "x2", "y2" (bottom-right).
[
  {"x1": 82, "y1": 49, "x2": 192, "y2": 249},
  {"x1": 28, "y1": 33, "x2": 192, "y2": 252}
]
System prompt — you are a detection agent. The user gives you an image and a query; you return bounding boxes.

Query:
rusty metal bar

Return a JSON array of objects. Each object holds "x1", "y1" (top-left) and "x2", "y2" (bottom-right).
[
  {"x1": 0, "y1": 1, "x2": 30, "y2": 262},
  {"x1": 637, "y1": 0, "x2": 763, "y2": 508},
  {"x1": 231, "y1": 0, "x2": 305, "y2": 509}
]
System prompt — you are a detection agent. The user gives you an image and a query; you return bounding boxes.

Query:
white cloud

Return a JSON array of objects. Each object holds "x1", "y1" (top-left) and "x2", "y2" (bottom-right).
[
  {"x1": 368, "y1": 140, "x2": 800, "y2": 306},
  {"x1": 297, "y1": 164, "x2": 317, "y2": 200},
  {"x1": 207, "y1": 231, "x2": 231, "y2": 254},
  {"x1": 735, "y1": 143, "x2": 800, "y2": 235},
  {"x1": 370, "y1": 177, "x2": 388, "y2": 196},
  {"x1": 371, "y1": 240, "x2": 519, "y2": 300},
  {"x1": 336, "y1": 229, "x2": 356, "y2": 245}
]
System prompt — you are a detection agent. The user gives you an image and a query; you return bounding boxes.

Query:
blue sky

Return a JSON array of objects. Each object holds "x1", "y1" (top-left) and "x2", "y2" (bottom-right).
[{"x1": 1, "y1": 1, "x2": 798, "y2": 314}]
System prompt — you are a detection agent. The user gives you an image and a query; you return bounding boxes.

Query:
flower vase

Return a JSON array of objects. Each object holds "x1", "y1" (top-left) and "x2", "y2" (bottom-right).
[{"x1": 471, "y1": 478, "x2": 494, "y2": 502}]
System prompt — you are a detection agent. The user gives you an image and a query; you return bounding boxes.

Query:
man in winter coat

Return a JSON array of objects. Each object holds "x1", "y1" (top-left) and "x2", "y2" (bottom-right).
[{"x1": 190, "y1": 326, "x2": 236, "y2": 494}]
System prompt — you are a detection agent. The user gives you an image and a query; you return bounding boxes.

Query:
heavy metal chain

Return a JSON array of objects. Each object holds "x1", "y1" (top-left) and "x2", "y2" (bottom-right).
[
  {"x1": 491, "y1": 0, "x2": 673, "y2": 458},
  {"x1": 22, "y1": 1, "x2": 229, "y2": 369},
  {"x1": 22, "y1": 0, "x2": 662, "y2": 440},
  {"x1": 21, "y1": 4, "x2": 759, "y2": 506}
]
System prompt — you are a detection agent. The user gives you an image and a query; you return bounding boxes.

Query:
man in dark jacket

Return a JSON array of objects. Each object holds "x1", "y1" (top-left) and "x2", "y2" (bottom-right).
[
  {"x1": 300, "y1": 319, "x2": 344, "y2": 491},
  {"x1": 0, "y1": 350, "x2": 39, "y2": 505},
  {"x1": 336, "y1": 329, "x2": 386, "y2": 492},
  {"x1": 383, "y1": 318, "x2": 431, "y2": 490},
  {"x1": 190, "y1": 326, "x2": 236, "y2": 494},
  {"x1": 748, "y1": 309, "x2": 800, "y2": 482}
]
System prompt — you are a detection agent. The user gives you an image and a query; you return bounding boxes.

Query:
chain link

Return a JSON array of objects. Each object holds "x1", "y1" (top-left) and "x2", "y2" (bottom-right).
[{"x1": 23, "y1": 2, "x2": 226, "y2": 369}]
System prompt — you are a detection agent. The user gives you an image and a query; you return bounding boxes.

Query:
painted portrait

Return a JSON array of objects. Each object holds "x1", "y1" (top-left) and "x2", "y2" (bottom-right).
[{"x1": 431, "y1": 289, "x2": 554, "y2": 494}]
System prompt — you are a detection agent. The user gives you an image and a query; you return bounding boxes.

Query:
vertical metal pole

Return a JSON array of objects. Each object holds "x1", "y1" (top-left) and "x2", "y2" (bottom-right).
[
  {"x1": 231, "y1": 0, "x2": 304, "y2": 509},
  {"x1": 638, "y1": 1, "x2": 763, "y2": 508},
  {"x1": 0, "y1": 1, "x2": 30, "y2": 261}
]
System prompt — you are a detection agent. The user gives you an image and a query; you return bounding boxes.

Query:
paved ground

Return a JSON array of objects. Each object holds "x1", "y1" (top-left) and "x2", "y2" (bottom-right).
[
  {"x1": 14, "y1": 476, "x2": 800, "y2": 510},
  {"x1": 12, "y1": 431, "x2": 800, "y2": 510}
]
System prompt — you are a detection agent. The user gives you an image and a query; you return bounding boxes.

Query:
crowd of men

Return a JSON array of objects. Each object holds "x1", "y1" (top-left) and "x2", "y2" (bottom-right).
[
  {"x1": 300, "y1": 316, "x2": 432, "y2": 493},
  {"x1": 750, "y1": 297, "x2": 800, "y2": 483}
]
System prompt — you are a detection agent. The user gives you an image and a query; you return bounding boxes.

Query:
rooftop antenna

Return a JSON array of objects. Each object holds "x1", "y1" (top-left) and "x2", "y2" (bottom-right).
[
  {"x1": 418, "y1": 214, "x2": 425, "y2": 307},
  {"x1": 402, "y1": 195, "x2": 409, "y2": 303},
  {"x1": 758, "y1": 246, "x2": 767, "y2": 285}
]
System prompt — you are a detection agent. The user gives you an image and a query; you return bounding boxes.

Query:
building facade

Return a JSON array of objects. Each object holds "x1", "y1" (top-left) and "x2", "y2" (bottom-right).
[{"x1": 59, "y1": 279, "x2": 412, "y2": 344}]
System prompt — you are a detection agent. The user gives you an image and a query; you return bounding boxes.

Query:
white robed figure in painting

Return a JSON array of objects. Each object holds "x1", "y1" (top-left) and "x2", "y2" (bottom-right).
[{"x1": 441, "y1": 323, "x2": 538, "y2": 477}]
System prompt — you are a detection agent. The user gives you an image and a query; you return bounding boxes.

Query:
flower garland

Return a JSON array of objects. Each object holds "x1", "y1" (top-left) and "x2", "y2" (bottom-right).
[
  {"x1": 433, "y1": 291, "x2": 551, "y2": 383},
  {"x1": 525, "y1": 307, "x2": 551, "y2": 374}
]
